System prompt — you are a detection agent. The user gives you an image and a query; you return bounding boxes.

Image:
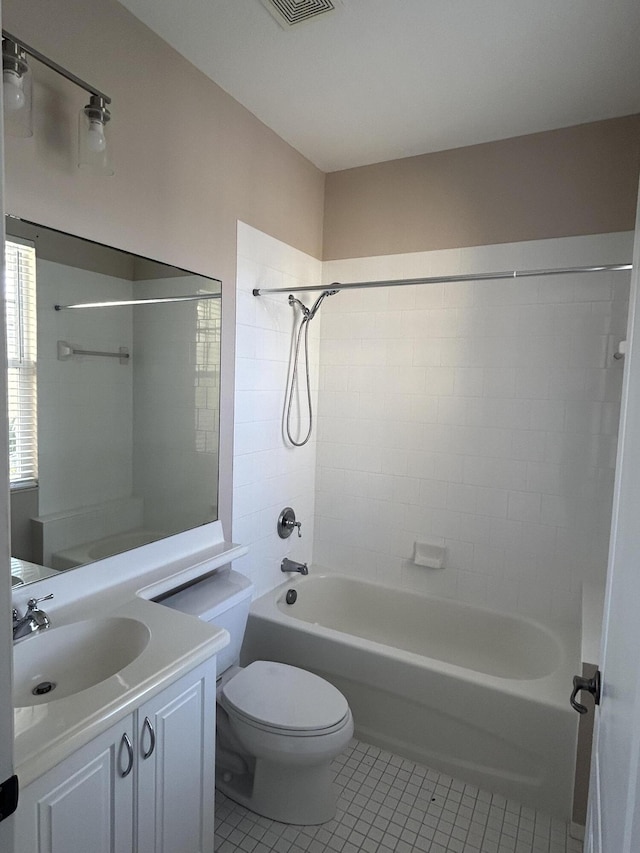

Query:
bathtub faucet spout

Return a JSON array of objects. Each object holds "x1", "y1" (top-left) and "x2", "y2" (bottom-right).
[{"x1": 281, "y1": 557, "x2": 308, "y2": 575}]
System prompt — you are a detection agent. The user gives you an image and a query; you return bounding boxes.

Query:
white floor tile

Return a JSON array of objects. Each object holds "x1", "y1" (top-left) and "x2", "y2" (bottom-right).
[{"x1": 214, "y1": 739, "x2": 580, "y2": 853}]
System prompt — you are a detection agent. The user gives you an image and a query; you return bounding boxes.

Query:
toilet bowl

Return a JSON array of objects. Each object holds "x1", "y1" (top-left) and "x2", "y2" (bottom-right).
[
  {"x1": 217, "y1": 661, "x2": 354, "y2": 824},
  {"x1": 161, "y1": 570, "x2": 354, "y2": 825}
]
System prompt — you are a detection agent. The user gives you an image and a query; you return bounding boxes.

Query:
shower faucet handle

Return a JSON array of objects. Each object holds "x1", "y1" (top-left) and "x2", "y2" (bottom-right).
[{"x1": 277, "y1": 507, "x2": 302, "y2": 539}]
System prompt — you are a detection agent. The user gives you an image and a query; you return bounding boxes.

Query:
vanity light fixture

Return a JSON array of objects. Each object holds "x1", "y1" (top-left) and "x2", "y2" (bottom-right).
[
  {"x1": 2, "y1": 37, "x2": 32, "y2": 137},
  {"x1": 2, "y1": 30, "x2": 113, "y2": 175},
  {"x1": 78, "y1": 94, "x2": 113, "y2": 176}
]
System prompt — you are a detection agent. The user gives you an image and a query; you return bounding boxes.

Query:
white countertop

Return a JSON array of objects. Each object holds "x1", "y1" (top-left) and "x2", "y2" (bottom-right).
[
  {"x1": 12, "y1": 520, "x2": 247, "y2": 787},
  {"x1": 14, "y1": 598, "x2": 229, "y2": 787}
]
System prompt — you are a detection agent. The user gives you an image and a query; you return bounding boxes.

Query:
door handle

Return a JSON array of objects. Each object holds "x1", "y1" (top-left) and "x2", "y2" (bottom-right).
[
  {"x1": 570, "y1": 669, "x2": 601, "y2": 714},
  {"x1": 141, "y1": 716, "x2": 156, "y2": 760},
  {"x1": 119, "y1": 732, "x2": 134, "y2": 777}
]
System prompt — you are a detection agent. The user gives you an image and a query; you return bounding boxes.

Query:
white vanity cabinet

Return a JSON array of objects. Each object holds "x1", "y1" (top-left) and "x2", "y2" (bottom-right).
[
  {"x1": 14, "y1": 713, "x2": 136, "y2": 853},
  {"x1": 136, "y1": 657, "x2": 216, "y2": 853},
  {"x1": 15, "y1": 657, "x2": 217, "y2": 853}
]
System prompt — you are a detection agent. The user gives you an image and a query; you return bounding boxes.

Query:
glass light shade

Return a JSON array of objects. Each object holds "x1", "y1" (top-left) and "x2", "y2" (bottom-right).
[
  {"x1": 78, "y1": 101, "x2": 114, "y2": 176},
  {"x1": 2, "y1": 55, "x2": 33, "y2": 138}
]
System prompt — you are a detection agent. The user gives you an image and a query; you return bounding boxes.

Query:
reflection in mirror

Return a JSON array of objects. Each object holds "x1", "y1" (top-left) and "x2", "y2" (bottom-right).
[{"x1": 5, "y1": 216, "x2": 222, "y2": 587}]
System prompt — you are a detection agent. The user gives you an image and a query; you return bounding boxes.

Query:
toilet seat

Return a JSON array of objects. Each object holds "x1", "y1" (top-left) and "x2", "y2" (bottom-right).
[
  {"x1": 221, "y1": 660, "x2": 350, "y2": 735},
  {"x1": 226, "y1": 703, "x2": 352, "y2": 738}
]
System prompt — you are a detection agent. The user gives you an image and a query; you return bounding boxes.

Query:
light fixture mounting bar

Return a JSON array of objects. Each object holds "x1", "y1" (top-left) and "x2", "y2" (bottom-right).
[{"x1": 2, "y1": 29, "x2": 110, "y2": 103}]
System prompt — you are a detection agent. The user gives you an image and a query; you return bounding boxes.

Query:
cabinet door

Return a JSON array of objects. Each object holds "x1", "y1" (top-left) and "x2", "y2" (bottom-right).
[
  {"x1": 15, "y1": 716, "x2": 135, "y2": 853},
  {"x1": 137, "y1": 658, "x2": 216, "y2": 853}
]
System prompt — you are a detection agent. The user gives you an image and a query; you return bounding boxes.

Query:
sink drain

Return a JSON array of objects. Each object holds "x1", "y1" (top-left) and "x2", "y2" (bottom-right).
[{"x1": 32, "y1": 681, "x2": 56, "y2": 696}]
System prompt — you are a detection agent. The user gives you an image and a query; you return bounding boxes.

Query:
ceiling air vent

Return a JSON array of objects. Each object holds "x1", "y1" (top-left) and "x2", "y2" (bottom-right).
[{"x1": 260, "y1": 0, "x2": 341, "y2": 28}]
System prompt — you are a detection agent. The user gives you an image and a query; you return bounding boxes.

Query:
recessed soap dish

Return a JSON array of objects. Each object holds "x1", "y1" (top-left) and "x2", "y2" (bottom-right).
[{"x1": 413, "y1": 541, "x2": 446, "y2": 569}]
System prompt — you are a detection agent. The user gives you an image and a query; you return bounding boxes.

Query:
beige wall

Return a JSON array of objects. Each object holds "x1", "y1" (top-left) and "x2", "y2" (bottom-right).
[
  {"x1": 3, "y1": 0, "x2": 326, "y2": 534},
  {"x1": 4, "y1": 0, "x2": 640, "y2": 541},
  {"x1": 324, "y1": 115, "x2": 640, "y2": 260}
]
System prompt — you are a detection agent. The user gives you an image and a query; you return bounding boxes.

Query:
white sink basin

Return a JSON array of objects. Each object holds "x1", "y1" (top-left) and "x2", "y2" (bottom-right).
[{"x1": 13, "y1": 617, "x2": 151, "y2": 707}]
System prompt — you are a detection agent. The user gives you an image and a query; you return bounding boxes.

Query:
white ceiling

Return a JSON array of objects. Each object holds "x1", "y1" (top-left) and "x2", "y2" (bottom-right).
[{"x1": 118, "y1": 0, "x2": 640, "y2": 172}]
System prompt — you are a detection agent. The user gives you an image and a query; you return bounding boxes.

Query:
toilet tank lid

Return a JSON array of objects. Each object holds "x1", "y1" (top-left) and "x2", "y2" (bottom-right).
[
  {"x1": 222, "y1": 661, "x2": 350, "y2": 731},
  {"x1": 160, "y1": 569, "x2": 253, "y2": 619}
]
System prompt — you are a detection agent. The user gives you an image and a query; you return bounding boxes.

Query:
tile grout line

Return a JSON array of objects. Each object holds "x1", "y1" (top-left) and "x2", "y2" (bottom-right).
[{"x1": 214, "y1": 738, "x2": 582, "y2": 853}]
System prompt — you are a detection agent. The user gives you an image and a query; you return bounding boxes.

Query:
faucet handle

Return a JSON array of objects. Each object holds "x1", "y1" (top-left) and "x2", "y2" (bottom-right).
[
  {"x1": 26, "y1": 593, "x2": 54, "y2": 611},
  {"x1": 12, "y1": 594, "x2": 54, "y2": 640},
  {"x1": 277, "y1": 507, "x2": 303, "y2": 539}
]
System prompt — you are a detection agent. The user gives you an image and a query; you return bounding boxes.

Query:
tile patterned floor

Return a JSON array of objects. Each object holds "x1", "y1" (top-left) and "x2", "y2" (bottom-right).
[{"x1": 215, "y1": 739, "x2": 583, "y2": 853}]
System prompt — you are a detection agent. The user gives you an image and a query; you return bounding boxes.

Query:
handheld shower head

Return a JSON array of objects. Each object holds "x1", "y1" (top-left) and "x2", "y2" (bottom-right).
[
  {"x1": 285, "y1": 288, "x2": 339, "y2": 447},
  {"x1": 289, "y1": 289, "x2": 338, "y2": 322},
  {"x1": 288, "y1": 294, "x2": 310, "y2": 318}
]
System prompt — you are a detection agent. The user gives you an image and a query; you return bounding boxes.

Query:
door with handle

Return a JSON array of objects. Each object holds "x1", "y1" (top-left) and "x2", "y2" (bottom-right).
[
  {"x1": 135, "y1": 661, "x2": 216, "y2": 853},
  {"x1": 0, "y1": 160, "x2": 16, "y2": 853},
  {"x1": 584, "y1": 178, "x2": 640, "y2": 853}
]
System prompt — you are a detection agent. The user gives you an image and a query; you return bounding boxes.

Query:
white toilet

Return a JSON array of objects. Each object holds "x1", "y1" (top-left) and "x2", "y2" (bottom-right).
[{"x1": 162, "y1": 569, "x2": 354, "y2": 825}]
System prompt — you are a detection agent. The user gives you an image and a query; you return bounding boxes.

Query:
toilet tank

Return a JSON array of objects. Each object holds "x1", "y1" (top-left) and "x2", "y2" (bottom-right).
[{"x1": 161, "y1": 569, "x2": 254, "y2": 675}]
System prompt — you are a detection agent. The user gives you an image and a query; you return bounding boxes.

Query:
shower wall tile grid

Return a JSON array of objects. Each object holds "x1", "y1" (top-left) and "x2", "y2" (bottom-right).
[
  {"x1": 315, "y1": 232, "x2": 633, "y2": 623},
  {"x1": 234, "y1": 223, "x2": 633, "y2": 623},
  {"x1": 215, "y1": 738, "x2": 582, "y2": 853},
  {"x1": 233, "y1": 222, "x2": 323, "y2": 596}
]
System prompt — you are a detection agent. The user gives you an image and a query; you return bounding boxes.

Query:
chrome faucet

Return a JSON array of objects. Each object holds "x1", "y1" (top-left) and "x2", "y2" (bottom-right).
[
  {"x1": 281, "y1": 557, "x2": 308, "y2": 576},
  {"x1": 12, "y1": 594, "x2": 54, "y2": 642}
]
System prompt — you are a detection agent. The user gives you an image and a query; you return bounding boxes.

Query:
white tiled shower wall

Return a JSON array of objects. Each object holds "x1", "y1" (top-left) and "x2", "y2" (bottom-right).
[
  {"x1": 316, "y1": 233, "x2": 632, "y2": 623},
  {"x1": 235, "y1": 225, "x2": 632, "y2": 623},
  {"x1": 233, "y1": 223, "x2": 322, "y2": 596}
]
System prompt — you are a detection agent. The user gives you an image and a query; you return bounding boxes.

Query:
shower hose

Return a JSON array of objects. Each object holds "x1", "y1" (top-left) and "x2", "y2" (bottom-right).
[{"x1": 284, "y1": 290, "x2": 336, "y2": 446}]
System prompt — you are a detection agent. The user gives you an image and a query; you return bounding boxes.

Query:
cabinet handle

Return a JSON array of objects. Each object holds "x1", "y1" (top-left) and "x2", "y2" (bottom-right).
[
  {"x1": 120, "y1": 733, "x2": 134, "y2": 778},
  {"x1": 142, "y1": 716, "x2": 156, "y2": 760}
]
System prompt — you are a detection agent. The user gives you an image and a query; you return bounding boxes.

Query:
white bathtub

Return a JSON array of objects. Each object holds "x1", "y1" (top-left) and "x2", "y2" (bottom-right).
[{"x1": 242, "y1": 573, "x2": 580, "y2": 820}]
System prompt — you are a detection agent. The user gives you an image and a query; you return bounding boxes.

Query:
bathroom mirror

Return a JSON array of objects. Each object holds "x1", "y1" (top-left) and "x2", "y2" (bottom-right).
[{"x1": 6, "y1": 216, "x2": 222, "y2": 586}]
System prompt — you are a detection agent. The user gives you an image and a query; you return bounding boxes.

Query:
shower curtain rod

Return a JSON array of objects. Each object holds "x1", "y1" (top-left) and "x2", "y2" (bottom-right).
[
  {"x1": 252, "y1": 262, "x2": 632, "y2": 297},
  {"x1": 54, "y1": 292, "x2": 221, "y2": 310}
]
